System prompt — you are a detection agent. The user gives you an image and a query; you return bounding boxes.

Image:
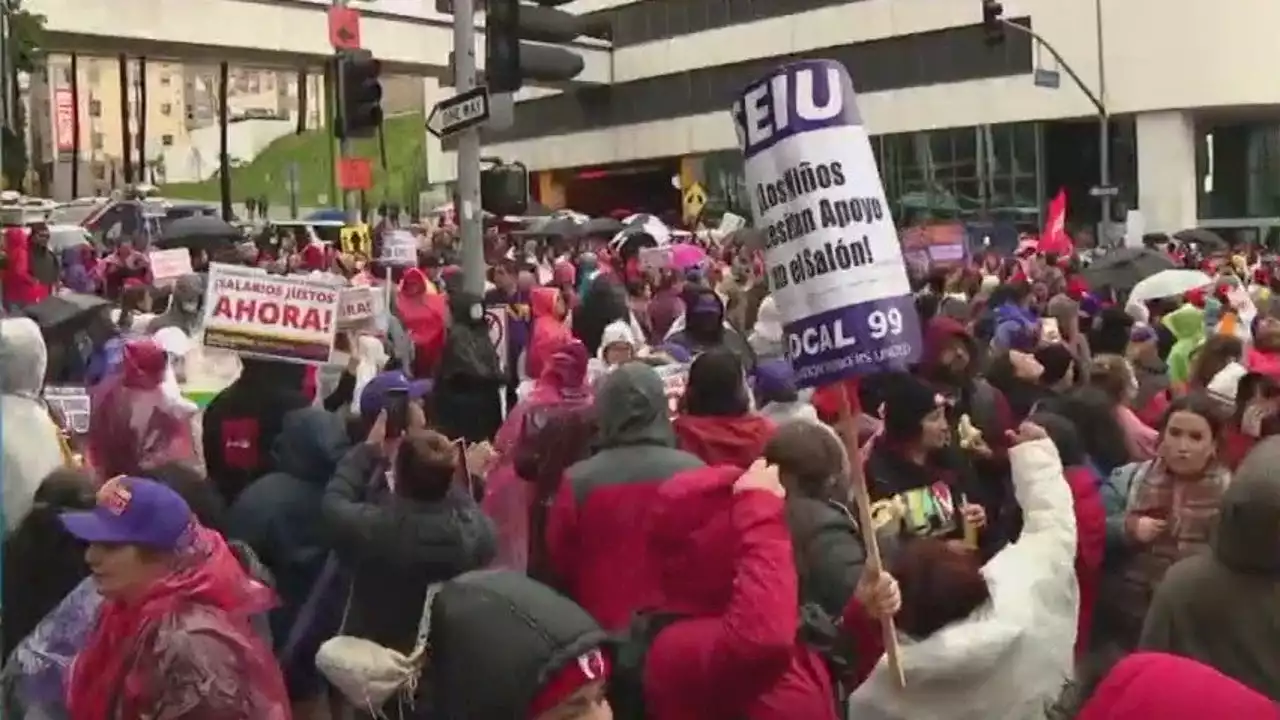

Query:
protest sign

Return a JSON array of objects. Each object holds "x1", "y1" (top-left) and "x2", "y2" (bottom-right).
[
  {"x1": 732, "y1": 59, "x2": 921, "y2": 388},
  {"x1": 149, "y1": 248, "x2": 193, "y2": 285},
  {"x1": 485, "y1": 306, "x2": 509, "y2": 375},
  {"x1": 43, "y1": 385, "x2": 90, "y2": 435},
  {"x1": 654, "y1": 363, "x2": 689, "y2": 416},
  {"x1": 733, "y1": 58, "x2": 912, "y2": 688},
  {"x1": 338, "y1": 286, "x2": 380, "y2": 328},
  {"x1": 381, "y1": 230, "x2": 418, "y2": 267},
  {"x1": 202, "y1": 263, "x2": 340, "y2": 364}
]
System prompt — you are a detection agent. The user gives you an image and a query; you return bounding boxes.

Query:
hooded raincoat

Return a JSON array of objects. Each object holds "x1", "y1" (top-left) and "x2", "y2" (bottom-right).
[
  {"x1": 146, "y1": 273, "x2": 205, "y2": 336},
  {"x1": 527, "y1": 286, "x2": 571, "y2": 382},
  {"x1": 483, "y1": 340, "x2": 592, "y2": 571},
  {"x1": 87, "y1": 339, "x2": 198, "y2": 483},
  {"x1": 64, "y1": 526, "x2": 290, "y2": 720},
  {"x1": 1163, "y1": 304, "x2": 1206, "y2": 386},
  {"x1": 226, "y1": 407, "x2": 351, "y2": 675},
  {"x1": 644, "y1": 466, "x2": 837, "y2": 720},
  {"x1": 1, "y1": 317, "x2": 69, "y2": 534},
  {"x1": 397, "y1": 267, "x2": 448, "y2": 378},
  {"x1": 1138, "y1": 437, "x2": 1280, "y2": 699},
  {"x1": 546, "y1": 363, "x2": 703, "y2": 630},
  {"x1": 847, "y1": 438, "x2": 1079, "y2": 720},
  {"x1": 1074, "y1": 652, "x2": 1279, "y2": 720}
]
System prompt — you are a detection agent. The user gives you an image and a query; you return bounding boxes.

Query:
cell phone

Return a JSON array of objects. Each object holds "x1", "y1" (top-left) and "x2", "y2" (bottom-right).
[{"x1": 385, "y1": 388, "x2": 409, "y2": 439}]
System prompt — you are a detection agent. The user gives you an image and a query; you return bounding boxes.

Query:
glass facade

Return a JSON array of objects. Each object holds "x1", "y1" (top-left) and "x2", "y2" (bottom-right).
[
  {"x1": 1197, "y1": 120, "x2": 1280, "y2": 221},
  {"x1": 691, "y1": 120, "x2": 1045, "y2": 230}
]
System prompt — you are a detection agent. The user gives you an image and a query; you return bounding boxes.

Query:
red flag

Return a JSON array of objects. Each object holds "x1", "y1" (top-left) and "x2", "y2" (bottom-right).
[{"x1": 1039, "y1": 189, "x2": 1073, "y2": 255}]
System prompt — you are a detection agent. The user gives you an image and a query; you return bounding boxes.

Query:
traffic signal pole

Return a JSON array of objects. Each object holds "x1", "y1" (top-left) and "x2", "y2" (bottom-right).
[
  {"x1": 333, "y1": 0, "x2": 360, "y2": 225},
  {"x1": 450, "y1": 0, "x2": 487, "y2": 296}
]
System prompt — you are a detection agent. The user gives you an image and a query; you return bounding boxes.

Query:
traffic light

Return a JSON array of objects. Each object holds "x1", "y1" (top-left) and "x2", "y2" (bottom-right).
[
  {"x1": 480, "y1": 162, "x2": 530, "y2": 216},
  {"x1": 982, "y1": 0, "x2": 1005, "y2": 46},
  {"x1": 336, "y1": 49, "x2": 383, "y2": 139},
  {"x1": 485, "y1": 0, "x2": 591, "y2": 94}
]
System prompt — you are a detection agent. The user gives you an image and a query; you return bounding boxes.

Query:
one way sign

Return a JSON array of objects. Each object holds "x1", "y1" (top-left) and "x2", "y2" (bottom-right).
[{"x1": 426, "y1": 86, "x2": 491, "y2": 139}]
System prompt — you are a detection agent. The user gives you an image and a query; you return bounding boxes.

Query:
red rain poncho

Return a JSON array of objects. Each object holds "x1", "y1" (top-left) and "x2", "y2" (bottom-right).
[
  {"x1": 66, "y1": 526, "x2": 288, "y2": 720},
  {"x1": 87, "y1": 338, "x2": 197, "y2": 483},
  {"x1": 483, "y1": 339, "x2": 592, "y2": 570}
]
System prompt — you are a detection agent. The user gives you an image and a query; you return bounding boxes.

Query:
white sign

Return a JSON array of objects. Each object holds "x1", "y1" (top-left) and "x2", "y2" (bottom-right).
[
  {"x1": 43, "y1": 385, "x2": 90, "y2": 435},
  {"x1": 426, "y1": 86, "x2": 491, "y2": 138},
  {"x1": 731, "y1": 60, "x2": 922, "y2": 387},
  {"x1": 485, "y1": 305, "x2": 509, "y2": 375},
  {"x1": 149, "y1": 248, "x2": 194, "y2": 285},
  {"x1": 654, "y1": 363, "x2": 690, "y2": 417},
  {"x1": 338, "y1": 285, "x2": 382, "y2": 327},
  {"x1": 202, "y1": 263, "x2": 341, "y2": 365},
  {"x1": 381, "y1": 230, "x2": 418, "y2": 267}
]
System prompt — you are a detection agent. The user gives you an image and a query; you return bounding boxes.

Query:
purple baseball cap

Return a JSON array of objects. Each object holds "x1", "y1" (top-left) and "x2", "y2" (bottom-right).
[
  {"x1": 60, "y1": 476, "x2": 193, "y2": 550},
  {"x1": 359, "y1": 371, "x2": 434, "y2": 424}
]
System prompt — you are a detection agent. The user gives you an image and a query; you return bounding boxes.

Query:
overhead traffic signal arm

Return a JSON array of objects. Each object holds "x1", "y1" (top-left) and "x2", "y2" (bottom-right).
[{"x1": 485, "y1": 0, "x2": 595, "y2": 93}]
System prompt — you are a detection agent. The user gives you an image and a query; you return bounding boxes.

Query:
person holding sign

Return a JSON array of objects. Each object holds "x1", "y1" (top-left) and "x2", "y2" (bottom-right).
[{"x1": 846, "y1": 422, "x2": 1080, "y2": 720}]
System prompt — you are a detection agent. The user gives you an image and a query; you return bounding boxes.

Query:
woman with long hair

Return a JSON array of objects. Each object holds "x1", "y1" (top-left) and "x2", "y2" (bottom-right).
[{"x1": 1097, "y1": 393, "x2": 1232, "y2": 649}]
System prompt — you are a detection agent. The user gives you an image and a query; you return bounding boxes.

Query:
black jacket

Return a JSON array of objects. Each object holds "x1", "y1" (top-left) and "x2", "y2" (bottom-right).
[
  {"x1": 786, "y1": 496, "x2": 873, "y2": 620},
  {"x1": 201, "y1": 360, "x2": 310, "y2": 504},
  {"x1": 321, "y1": 444, "x2": 496, "y2": 655},
  {"x1": 427, "y1": 570, "x2": 607, "y2": 720}
]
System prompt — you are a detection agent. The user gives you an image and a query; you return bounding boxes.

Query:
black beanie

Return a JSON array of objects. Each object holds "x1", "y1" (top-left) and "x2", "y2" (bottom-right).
[
  {"x1": 684, "y1": 347, "x2": 749, "y2": 417},
  {"x1": 882, "y1": 373, "x2": 943, "y2": 441},
  {"x1": 1035, "y1": 343, "x2": 1076, "y2": 385}
]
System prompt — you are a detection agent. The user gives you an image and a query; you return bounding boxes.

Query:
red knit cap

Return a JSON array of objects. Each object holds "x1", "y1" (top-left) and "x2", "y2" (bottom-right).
[{"x1": 527, "y1": 648, "x2": 610, "y2": 718}]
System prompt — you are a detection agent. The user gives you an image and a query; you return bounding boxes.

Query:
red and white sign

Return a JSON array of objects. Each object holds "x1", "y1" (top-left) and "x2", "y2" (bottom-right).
[{"x1": 55, "y1": 89, "x2": 75, "y2": 153}]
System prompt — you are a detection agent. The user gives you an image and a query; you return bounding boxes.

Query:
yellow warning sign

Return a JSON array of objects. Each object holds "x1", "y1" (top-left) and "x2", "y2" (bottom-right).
[{"x1": 682, "y1": 182, "x2": 707, "y2": 222}]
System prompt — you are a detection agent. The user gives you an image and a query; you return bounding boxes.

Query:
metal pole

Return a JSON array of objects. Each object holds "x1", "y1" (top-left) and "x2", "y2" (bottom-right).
[
  {"x1": 0, "y1": 1, "x2": 8, "y2": 189},
  {"x1": 1094, "y1": 0, "x2": 1112, "y2": 243},
  {"x1": 451, "y1": 0, "x2": 485, "y2": 296},
  {"x1": 333, "y1": 0, "x2": 359, "y2": 225}
]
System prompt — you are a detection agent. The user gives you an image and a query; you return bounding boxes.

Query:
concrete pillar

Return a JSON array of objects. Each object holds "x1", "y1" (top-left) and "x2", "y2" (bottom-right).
[{"x1": 1135, "y1": 110, "x2": 1199, "y2": 233}]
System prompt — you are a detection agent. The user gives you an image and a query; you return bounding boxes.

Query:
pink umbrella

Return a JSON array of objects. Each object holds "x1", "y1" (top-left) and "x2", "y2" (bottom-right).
[{"x1": 670, "y1": 242, "x2": 708, "y2": 270}]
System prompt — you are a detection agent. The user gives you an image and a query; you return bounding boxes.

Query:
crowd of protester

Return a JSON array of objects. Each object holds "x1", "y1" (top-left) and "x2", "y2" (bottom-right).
[{"x1": 2, "y1": 214, "x2": 1280, "y2": 720}]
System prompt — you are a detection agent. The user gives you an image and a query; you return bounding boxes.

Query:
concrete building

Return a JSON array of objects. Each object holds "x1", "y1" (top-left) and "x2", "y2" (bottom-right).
[{"x1": 423, "y1": 0, "x2": 1280, "y2": 239}]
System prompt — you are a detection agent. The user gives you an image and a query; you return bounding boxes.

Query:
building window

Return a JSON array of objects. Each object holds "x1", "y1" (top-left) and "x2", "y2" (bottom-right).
[
  {"x1": 160, "y1": 73, "x2": 172, "y2": 87},
  {"x1": 162, "y1": 133, "x2": 174, "y2": 147},
  {"x1": 1197, "y1": 121, "x2": 1280, "y2": 221},
  {"x1": 92, "y1": 164, "x2": 106, "y2": 181},
  {"x1": 90, "y1": 132, "x2": 104, "y2": 151},
  {"x1": 89, "y1": 100, "x2": 101, "y2": 118},
  {"x1": 160, "y1": 103, "x2": 172, "y2": 116}
]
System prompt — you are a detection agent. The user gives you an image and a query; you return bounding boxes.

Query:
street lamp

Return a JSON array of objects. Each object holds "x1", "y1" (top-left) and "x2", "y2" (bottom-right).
[{"x1": 984, "y1": 1, "x2": 1114, "y2": 242}]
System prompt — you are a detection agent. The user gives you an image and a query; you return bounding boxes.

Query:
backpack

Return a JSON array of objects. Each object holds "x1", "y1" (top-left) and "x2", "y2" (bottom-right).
[
  {"x1": 604, "y1": 612, "x2": 685, "y2": 720},
  {"x1": 606, "y1": 604, "x2": 847, "y2": 720}
]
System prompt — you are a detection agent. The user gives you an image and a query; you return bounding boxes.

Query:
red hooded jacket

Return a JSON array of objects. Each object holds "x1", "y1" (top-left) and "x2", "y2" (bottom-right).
[
  {"x1": 672, "y1": 413, "x2": 774, "y2": 468},
  {"x1": 396, "y1": 268, "x2": 448, "y2": 376},
  {"x1": 1075, "y1": 652, "x2": 1279, "y2": 720},
  {"x1": 527, "y1": 286, "x2": 571, "y2": 381},
  {"x1": 2, "y1": 227, "x2": 47, "y2": 307},
  {"x1": 643, "y1": 466, "x2": 837, "y2": 720},
  {"x1": 545, "y1": 364, "x2": 704, "y2": 630}
]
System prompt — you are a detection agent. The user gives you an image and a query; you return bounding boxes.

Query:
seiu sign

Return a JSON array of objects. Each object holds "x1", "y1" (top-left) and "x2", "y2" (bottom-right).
[{"x1": 732, "y1": 60, "x2": 853, "y2": 158}]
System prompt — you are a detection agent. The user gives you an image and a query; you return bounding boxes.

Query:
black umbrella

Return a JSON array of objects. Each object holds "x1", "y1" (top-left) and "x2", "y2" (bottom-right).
[
  {"x1": 1081, "y1": 247, "x2": 1176, "y2": 291},
  {"x1": 23, "y1": 292, "x2": 111, "y2": 333},
  {"x1": 156, "y1": 215, "x2": 241, "y2": 251},
  {"x1": 579, "y1": 216, "x2": 624, "y2": 238},
  {"x1": 1173, "y1": 228, "x2": 1228, "y2": 250},
  {"x1": 515, "y1": 216, "x2": 580, "y2": 239}
]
